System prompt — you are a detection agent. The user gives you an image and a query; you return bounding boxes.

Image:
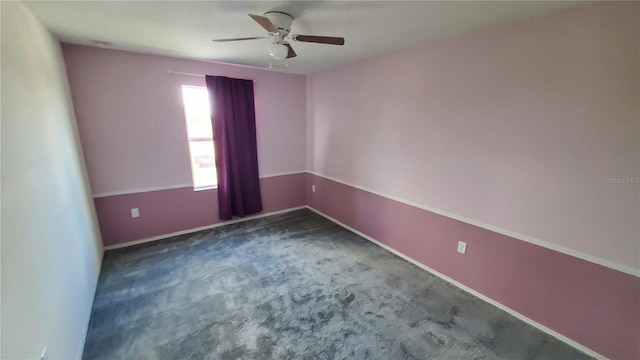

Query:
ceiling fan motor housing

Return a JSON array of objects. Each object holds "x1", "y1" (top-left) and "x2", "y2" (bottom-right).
[{"x1": 264, "y1": 11, "x2": 293, "y2": 36}]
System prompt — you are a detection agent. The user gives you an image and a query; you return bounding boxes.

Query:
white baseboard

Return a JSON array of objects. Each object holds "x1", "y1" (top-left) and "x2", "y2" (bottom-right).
[
  {"x1": 305, "y1": 205, "x2": 605, "y2": 360},
  {"x1": 103, "y1": 206, "x2": 306, "y2": 251}
]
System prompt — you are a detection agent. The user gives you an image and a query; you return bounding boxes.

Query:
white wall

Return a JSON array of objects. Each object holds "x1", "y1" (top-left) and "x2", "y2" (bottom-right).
[{"x1": 1, "y1": 2, "x2": 103, "y2": 359}]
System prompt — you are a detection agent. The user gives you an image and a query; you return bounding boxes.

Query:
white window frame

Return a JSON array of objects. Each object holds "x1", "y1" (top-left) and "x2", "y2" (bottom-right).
[{"x1": 181, "y1": 85, "x2": 217, "y2": 191}]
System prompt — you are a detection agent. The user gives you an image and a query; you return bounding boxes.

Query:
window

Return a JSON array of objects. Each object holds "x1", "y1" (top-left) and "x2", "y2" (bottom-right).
[{"x1": 181, "y1": 86, "x2": 217, "y2": 190}]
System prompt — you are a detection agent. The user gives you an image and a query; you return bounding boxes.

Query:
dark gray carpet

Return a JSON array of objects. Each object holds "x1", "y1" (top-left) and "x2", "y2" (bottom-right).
[{"x1": 83, "y1": 209, "x2": 591, "y2": 360}]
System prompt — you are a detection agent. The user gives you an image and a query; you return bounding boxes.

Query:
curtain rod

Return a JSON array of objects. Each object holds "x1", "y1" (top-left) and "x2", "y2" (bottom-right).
[
  {"x1": 168, "y1": 70, "x2": 204, "y2": 77},
  {"x1": 167, "y1": 70, "x2": 255, "y2": 82}
]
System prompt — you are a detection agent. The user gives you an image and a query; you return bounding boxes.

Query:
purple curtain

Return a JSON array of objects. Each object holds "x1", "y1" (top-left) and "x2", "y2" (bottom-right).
[{"x1": 206, "y1": 76, "x2": 262, "y2": 220}]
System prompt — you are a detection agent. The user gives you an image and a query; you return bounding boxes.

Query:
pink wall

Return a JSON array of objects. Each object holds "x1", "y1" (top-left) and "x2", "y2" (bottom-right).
[
  {"x1": 95, "y1": 173, "x2": 305, "y2": 246},
  {"x1": 306, "y1": 2, "x2": 639, "y2": 273},
  {"x1": 307, "y1": 173, "x2": 640, "y2": 359},
  {"x1": 64, "y1": 45, "x2": 308, "y2": 248},
  {"x1": 63, "y1": 45, "x2": 307, "y2": 195}
]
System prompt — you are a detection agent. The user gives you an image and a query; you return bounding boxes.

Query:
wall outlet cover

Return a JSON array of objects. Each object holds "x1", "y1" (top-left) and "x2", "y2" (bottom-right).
[
  {"x1": 457, "y1": 241, "x2": 467, "y2": 254},
  {"x1": 131, "y1": 208, "x2": 140, "y2": 218}
]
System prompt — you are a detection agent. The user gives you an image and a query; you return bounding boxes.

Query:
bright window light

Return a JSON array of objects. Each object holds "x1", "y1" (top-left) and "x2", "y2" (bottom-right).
[{"x1": 181, "y1": 86, "x2": 217, "y2": 190}]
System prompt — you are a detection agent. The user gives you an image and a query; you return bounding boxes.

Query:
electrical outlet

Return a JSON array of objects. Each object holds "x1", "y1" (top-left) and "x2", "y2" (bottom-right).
[
  {"x1": 131, "y1": 208, "x2": 140, "y2": 218},
  {"x1": 40, "y1": 347, "x2": 47, "y2": 360},
  {"x1": 312, "y1": 185, "x2": 316, "y2": 192},
  {"x1": 457, "y1": 241, "x2": 467, "y2": 254}
]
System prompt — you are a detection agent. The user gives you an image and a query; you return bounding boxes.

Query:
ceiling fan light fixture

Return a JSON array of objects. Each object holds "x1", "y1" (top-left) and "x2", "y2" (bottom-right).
[{"x1": 268, "y1": 42, "x2": 288, "y2": 60}]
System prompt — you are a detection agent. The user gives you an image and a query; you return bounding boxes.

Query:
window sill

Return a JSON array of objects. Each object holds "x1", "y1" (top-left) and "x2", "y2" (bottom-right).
[{"x1": 194, "y1": 185, "x2": 218, "y2": 192}]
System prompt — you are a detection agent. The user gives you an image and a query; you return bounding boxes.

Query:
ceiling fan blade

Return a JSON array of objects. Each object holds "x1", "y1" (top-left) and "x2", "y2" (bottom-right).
[
  {"x1": 249, "y1": 14, "x2": 278, "y2": 33},
  {"x1": 212, "y1": 36, "x2": 267, "y2": 42},
  {"x1": 292, "y1": 35, "x2": 345, "y2": 45},
  {"x1": 285, "y1": 43, "x2": 297, "y2": 59}
]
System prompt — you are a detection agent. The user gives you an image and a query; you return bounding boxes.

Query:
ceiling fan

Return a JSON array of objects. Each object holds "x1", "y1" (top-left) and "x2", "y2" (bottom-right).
[{"x1": 213, "y1": 11, "x2": 345, "y2": 61}]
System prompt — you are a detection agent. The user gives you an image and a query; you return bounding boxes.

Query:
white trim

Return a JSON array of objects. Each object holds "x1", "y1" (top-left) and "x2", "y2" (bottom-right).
[
  {"x1": 103, "y1": 206, "x2": 306, "y2": 250},
  {"x1": 305, "y1": 206, "x2": 606, "y2": 360},
  {"x1": 92, "y1": 171, "x2": 306, "y2": 198},
  {"x1": 307, "y1": 171, "x2": 639, "y2": 277},
  {"x1": 93, "y1": 183, "x2": 193, "y2": 198},
  {"x1": 260, "y1": 170, "x2": 307, "y2": 178},
  {"x1": 194, "y1": 185, "x2": 218, "y2": 192},
  {"x1": 91, "y1": 169, "x2": 637, "y2": 276}
]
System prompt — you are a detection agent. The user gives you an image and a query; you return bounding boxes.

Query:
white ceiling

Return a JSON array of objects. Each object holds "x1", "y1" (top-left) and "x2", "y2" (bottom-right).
[{"x1": 24, "y1": 1, "x2": 584, "y2": 75}]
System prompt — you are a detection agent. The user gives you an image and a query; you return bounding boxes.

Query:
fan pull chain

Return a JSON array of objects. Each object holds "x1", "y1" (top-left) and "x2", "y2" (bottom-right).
[
  {"x1": 269, "y1": 61, "x2": 273, "y2": 69},
  {"x1": 285, "y1": 59, "x2": 289, "y2": 68}
]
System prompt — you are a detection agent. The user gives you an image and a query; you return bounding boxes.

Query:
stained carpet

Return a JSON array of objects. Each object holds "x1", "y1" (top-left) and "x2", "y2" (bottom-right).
[{"x1": 83, "y1": 209, "x2": 591, "y2": 360}]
